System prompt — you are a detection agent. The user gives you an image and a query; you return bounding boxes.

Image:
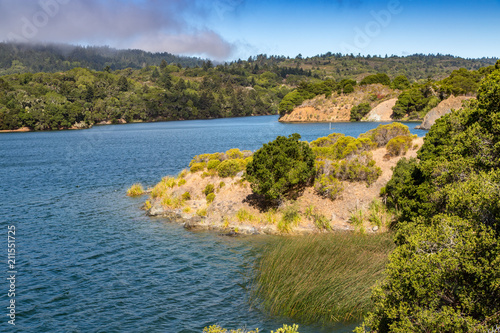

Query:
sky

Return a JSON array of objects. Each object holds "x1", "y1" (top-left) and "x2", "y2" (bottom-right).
[{"x1": 1, "y1": 0, "x2": 499, "y2": 61}]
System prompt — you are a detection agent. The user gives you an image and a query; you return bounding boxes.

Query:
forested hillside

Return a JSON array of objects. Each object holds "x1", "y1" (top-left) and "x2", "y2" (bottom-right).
[
  {"x1": 0, "y1": 61, "x2": 292, "y2": 130},
  {"x1": 0, "y1": 42, "x2": 204, "y2": 75},
  {"x1": 0, "y1": 42, "x2": 497, "y2": 131},
  {"x1": 279, "y1": 64, "x2": 497, "y2": 121},
  {"x1": 1, "y1": 42, "x2": 497, "y2": 80}
]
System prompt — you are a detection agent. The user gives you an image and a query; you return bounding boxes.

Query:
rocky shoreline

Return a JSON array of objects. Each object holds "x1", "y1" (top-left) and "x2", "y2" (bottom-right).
[{"x1": 135, "y1": 135, "x2": 423, "y2": 236}]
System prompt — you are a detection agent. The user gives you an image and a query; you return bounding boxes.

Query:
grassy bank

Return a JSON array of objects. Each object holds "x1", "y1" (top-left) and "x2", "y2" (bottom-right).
[{"x1": 252, "y1": 232, "x2": 394, "y2": 324}]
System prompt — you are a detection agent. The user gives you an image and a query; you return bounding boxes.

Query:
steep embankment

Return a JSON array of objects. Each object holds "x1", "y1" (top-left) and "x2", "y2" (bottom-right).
[
  {"x1": 279, "y1": 84, "x2": 399, "y2": 123},
  {"x1": 364, "y1": 98, "x2": 398, "y2": 121},
  {"x1": 416, "y1": 95, "x2": 473, "y2": 129}
]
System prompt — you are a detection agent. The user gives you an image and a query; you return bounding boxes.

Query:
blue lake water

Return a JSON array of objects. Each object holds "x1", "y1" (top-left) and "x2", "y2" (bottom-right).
[{"x1": 0, "y1": 116, "x2": 425, "y2": 332}]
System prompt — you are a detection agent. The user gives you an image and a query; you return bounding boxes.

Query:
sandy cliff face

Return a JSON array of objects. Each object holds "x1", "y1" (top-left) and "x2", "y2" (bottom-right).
[
  {"x1": 364, "y1": 98, "x2": 398, "y2": 121},
  {"x1": 416, "y1": 96, "x2": 473, "y2": 130},
  {"x1": 279, "y1": 84, "x2": 399, "y2": 123}
]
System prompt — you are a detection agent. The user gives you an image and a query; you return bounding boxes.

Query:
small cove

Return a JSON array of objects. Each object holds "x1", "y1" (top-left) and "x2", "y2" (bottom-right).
[{"x1": 0, "y1": 116, "x2": 425, "y2": 332}]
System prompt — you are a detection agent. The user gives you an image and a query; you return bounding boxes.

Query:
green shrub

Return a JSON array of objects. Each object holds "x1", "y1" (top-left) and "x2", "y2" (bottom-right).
[
  {"x1": 367, "y1": 199, "x2": 387, "y2": 228},
  {"x1": 312, "y1": 136, "x2": 376, "y2": 160},
  {"x1": 178, "y1": 178, "x2": 187, "y2": 186},
  {"x1": 246, "y1": 134, "x2": 316, "y2": 201},
  {"x1": 202, "y1": 324, "x2": 298, "y2": 333},
  {"x1": 225, "y1": 148, "x2": 244, "y2": 159},
  {"x1": 310, "y1": 133, "x2": 345, "y2": 148},
  {"x1": 360, "y1": 122, "x2": 411, "y2": 147},
  {"x1": 189, "y1": 152, "x2": 223, "y2": 166},
  {"x1": 350, "y1": 102, "x2": 372, "y2": 121},
  {"x1": 206, "y1": 192, "x2": 215, "y2": 204},
  {"x1": 207, "y1": 159, "x2": 221, "y2": 170},
  {"x1": 391, "y1": 75, "x2": 411, "y2": 90},
  {"x1": 358, "y1": 216, "x2": 500, "y2": 332},
  {"x1": 386, "y1": 135, "x2": 415, "y2": 156},
  {"x1": 190, "y1": 162, "x2": 206, "y2": 173},
  {"x1": 219, "y1": 181, "x2": 225, "y2": 189},
  {"x1": 360, "y1": 73, "x2": 391, "y2": 86},
  {"x1": 126, "y1": 183, "x2": 144, "y2": 197},
  {"x1": 265, "y1": 209, "x2": 278, "y2": 225},
  {"x1": 203, "y1": 183, "x2": 215, "y2": 196},
  {"x1": 217, "y1": 158, "x2": 246, "y2": 178},
  {"x1": 343, "y1": 83, "x2": 354, "y2": 94},
  {"x1": 314, "y1": 174, "x2": 344, "y2": 200},
  {"x1": 181, "y1": 191, "x2": 191, "y2": 200},
  {"x1": 318, "y1": 154, "x2": 381, "y2": 186}
]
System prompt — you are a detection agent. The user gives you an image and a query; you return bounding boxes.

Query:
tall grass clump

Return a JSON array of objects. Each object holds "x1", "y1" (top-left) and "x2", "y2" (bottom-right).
[
  {"x1": 277, "y1": 204, "x2": 301, "y2": 233},
  {"x1": 236, "y1": 208, "x2": 254, "y2": 222},
  {"x1": 126, "y1": 183, "x2": 144, "y2": 196},
  {"x1": 253, "y1": 233, "x2": 394, "y2": 324}
]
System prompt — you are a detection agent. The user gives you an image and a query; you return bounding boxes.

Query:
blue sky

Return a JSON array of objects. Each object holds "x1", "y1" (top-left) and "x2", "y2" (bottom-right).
[{"x1": 1, "y1": 0, "x2": 499, "y2": 61}]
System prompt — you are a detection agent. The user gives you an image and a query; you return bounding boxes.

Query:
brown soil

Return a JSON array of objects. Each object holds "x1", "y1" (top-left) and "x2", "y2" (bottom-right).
[
  {"x1": 279, "y1": 84, "x2": 399, "y2": 123},
  {"x1": 146, "y1": 137, "x2": 424, "y2": 235}
]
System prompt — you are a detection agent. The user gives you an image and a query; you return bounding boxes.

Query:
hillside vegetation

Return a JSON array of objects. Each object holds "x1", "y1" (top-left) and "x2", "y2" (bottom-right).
[
  {"x1": 0, "y1": 43, "x2": 497, "y2": 131},
  {"x1": 279, "y1": 65, "x2": 496, "y2": 123},
  {"x1": 136, "y1": 123, "x2": 420, "y2": 236},
  {"x1": 355, "y1": 60, "x2": 500, "y2": 332}
]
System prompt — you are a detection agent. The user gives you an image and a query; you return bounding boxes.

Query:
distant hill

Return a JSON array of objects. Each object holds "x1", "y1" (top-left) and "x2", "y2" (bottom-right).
[
  {"x1": 272, "y1": 52, "x2": 498, "y2": 82},
  {"x1": 0, "y1": 42, "x2": 206, "y2": 75},
  {"x1": 0, "y1": 42, "x2": 497, "y2": 82}
]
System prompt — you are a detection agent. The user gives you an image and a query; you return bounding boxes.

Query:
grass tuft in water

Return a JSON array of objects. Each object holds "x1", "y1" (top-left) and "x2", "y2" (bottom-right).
[
  {"x1": 252, "y1": 232, "x2": 394, "y2": 324},
  {"x1": 126, "y1": 183, "x2": 145, "y2": 197}
]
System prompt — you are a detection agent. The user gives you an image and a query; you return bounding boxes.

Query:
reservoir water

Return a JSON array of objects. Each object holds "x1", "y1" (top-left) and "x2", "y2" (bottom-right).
[{"x1": 0, "y1": 116, "x2": 425, "y2": 332}]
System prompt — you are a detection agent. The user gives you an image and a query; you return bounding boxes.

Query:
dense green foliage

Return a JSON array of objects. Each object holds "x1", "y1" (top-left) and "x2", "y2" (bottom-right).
[
  {"x1": 360, "y1": 73, "x2": 391, "y2": 86},
  {"x1": 0, "y1": 64, "x2": 289, "y2": 130},
  {"x1": 391, "y1": 66, "x2": 496, "y2": 119},
  {"x1": 3, "y1": 43, "x2": 496, "y2": 81},
  {"x1": 385, "y1": 135, "x2": 415, "y2": 157},
  {"x1": 0, "y1": 42, "x2": 204, "y2": 75},
  {"x1": 253, "y1": 233, "x2": 395, "y2": 324},
  {"x1": 1, "y1": 43, "x2": 498, "y2": 129},
  {"x1": 350, "y1": 102, "x2": 372, "y2": 121},
  {"x1": 360, "y1": 61, "x2": 500, "y2": 332},
  {"x1": 246, "y1": 134, "x2": 316, "y2": 201},
  {"x1": 278, "y1": 79, "x2": 342, "y2": 115},
  {"x1": 359, "y1": 122, "x2": 411, "y2": 147},
  {"x1": 390, "y1": 75, "x2": 411, "y2": 90}
]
